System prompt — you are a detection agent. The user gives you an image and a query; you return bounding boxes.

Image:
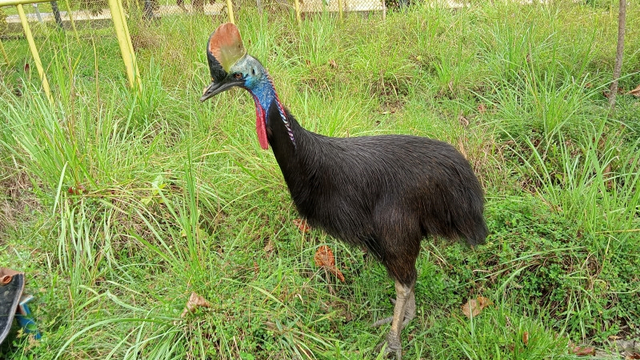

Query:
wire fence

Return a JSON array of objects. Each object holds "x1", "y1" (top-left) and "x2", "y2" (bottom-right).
[
  {"x1": 1, "y1": 0, "x2": 389, "y2": 37},
  {"x1": 0, "y1": 0, "x2": 389, "y2": 98}
]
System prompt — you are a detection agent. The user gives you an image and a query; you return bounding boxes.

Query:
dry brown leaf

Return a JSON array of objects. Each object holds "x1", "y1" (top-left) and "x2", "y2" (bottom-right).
[
  {"x1": 522, "y1": 331, "x2": 529, "y2": 346},
  {"x1": 293, "y1": 218, "x2": 311, "y2": 233},
  {"x1": 570, "y1": 345, "x2": 596, "y2": 356},
  {"x1": 314, "y1": 245, "x2": 345, "y2": 282},
  {"x1": 478, "y1": 103, "x2": 487, "y2": 114},
  {"x1": 263, "y1": 239, "x2": 274, "y2": 254},
  {"x1": 626, "y1": 353, "x2": 640, "y2": 360},
  {"x1": 314, "y1": 245, "x2": 335, "y2": 267},
  {"x1": 458, "y1": 112, "x2": 469, "y2": 127},
  {"x1": 628, "y1": 84, "x2": 640, "y2": 97},
  {"x1": 461, "y1": 296, "x2": 493, "y2": 318},
  {"x1": 180, "y1": 292, "x2": 212, "y2": 318},
  {"x1": 328, "y1": 59, "x2": 338, "y2": 69}
]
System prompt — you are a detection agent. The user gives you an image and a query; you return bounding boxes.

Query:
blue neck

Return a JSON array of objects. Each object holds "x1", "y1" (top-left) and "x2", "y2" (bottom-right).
[
  {"x1": 249, "y1": 76, "x2": 278, "y2": 123},
  {"x1": 246, "y1": 68, "x2": 296, "y2": 147}
]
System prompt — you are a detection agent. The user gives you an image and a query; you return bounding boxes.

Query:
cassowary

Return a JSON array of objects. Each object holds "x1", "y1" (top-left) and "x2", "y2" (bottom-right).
[{"x1": 200, "y1": 23, "x2": 488, "y2": 359}]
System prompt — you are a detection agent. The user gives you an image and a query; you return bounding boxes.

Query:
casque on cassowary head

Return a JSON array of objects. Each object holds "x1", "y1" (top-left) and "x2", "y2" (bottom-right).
[
  {"x1": 200, "y1": 23, "x2": 293, "y2": 150},
  {"x1": 200, "y1": 23, "x2": 488, "y2": 360}
]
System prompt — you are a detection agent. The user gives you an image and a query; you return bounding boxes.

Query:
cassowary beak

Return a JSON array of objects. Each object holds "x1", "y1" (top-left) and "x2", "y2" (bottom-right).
[{"x1": 199, "y1": 78, "x2": 243, "y2": 102}]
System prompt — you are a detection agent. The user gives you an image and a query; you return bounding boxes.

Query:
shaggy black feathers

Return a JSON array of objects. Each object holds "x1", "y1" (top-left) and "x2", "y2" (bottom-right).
[{"x1": 266, "y1": 102, "x2": 487, "y2": 286}]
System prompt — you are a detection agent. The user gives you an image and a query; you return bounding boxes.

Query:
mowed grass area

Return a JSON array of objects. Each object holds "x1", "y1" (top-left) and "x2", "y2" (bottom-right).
[{"x1": 1, "y1": 1, "x2": 639, "y2": 358}]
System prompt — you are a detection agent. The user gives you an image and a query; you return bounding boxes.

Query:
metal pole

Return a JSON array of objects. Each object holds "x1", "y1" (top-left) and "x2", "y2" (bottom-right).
[
  {"x1": 32, "y1": 3, "x2": 43, "y2": 22},
  {"x1": 143, "y1": 0, "x2": 153, "y2": 20},
  {"x1": 16, "y1": 3, "x2": 53, "y2": 103},
  {"x1": 50, "y1": 1, "x2": 64, "y2": 30}
]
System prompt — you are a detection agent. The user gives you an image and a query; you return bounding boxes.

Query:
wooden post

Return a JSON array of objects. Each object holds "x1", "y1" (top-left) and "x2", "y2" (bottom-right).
[
  {"x1": 226, "y1": 0, "x2": 235, "y2": 24},
  {"x1": 338, "y1": 0, "x2": 343, "y2": 20},
  {"x1": 107, "y1": 0, "x2": 141, "y2": 91},
  {"x1": 382, "y1": 0, "x2": 386, "y2": 20},
  {"x1": 0, "y1": 40, "x2": 10, "y2": 65},
  {"x1": 16, "y1": 3, "x2": 53, "y2": 103},
  {"x1": 294, "y1": 0, "x2": 301, "y2": 25}
]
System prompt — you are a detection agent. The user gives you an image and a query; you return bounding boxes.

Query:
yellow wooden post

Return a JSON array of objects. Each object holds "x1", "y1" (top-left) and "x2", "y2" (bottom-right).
[
  {"x1": 16, "y1": 3, "x2": 53, "y2": 103},
  {"x1": 116, "y1": 0, "x2": 140, "y2": 84},
  {"x1": 0, "y1": 40, "x2": 10, "y2": 65},
  {"x1": 338, "y1": 0, "x2": 343, "y2": 20},
  {"x1": 107, "y1": 0, "x2": 141, "y2": 91},
  {"x1": 293, "y1": 0, "x2": 301, "y2": 25},
  {"x1": 226, "y1": 0, "x2": 235, "y2": 24}
]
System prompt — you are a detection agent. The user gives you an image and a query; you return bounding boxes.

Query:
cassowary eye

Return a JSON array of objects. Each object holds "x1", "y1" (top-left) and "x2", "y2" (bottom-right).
[{"x1": 234, "y1": 73, "x2": 243, "y2": 80}]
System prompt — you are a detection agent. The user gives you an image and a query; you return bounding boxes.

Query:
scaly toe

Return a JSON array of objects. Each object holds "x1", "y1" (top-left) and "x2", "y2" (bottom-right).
[
  {"x1": 374, "y1": 331, "x2": 402, "y2": 359},
  {"x1": 372, "y1": 316, "x2": 394, "y2": 327}
]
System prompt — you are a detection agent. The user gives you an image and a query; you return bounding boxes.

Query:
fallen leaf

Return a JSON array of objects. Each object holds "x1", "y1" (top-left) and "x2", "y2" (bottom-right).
[
  {"x1": 328, "y1": 59, "x2": 338, "y2": 69},
  {"x1": 626, "y1": 353, "x2": 640, "y2": 360},
  {"x1": 458, "y1": 112, "x2": 469, "y2": 127},
  {"x1": 461, "y1": 296, "x2": 492, "y2": 318},
  {"x1": 628, "y1": 84, "x2": 640, "y2": 97},
  {"x1": 263, "y1": 239, "x2": 274, "y2": 254},
  {"x1": 477, "y1": 103, "x2": 487, "y2": 114},
  {"x1": 180, "y1": 292, "x2": 212, "y2": 318},
  {"x1": 293, "y1": 218, "x2": 311, "y2": 233},
  {"x1": 570, "y1": 344, "x2": 596, "y2": 356},
  {"x1": 314, "y1": 245, "x2": 345, "y2": 282},
  {"x1": 522, "y1": 331, "x2": 529, "y2": 346}
]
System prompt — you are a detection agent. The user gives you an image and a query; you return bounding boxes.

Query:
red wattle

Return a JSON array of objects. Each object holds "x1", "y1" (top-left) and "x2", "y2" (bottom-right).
[{"x1": 255, "y1": 104, "x2": 269, "y2": 150}]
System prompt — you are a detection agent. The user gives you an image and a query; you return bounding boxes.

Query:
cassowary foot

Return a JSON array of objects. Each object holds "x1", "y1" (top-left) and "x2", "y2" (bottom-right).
[
  {"x1": 371, "y1": 291, "x2": 416, "y2": 328},
  {"x1": 375, "y1": 330, "x2": 403, "y2": 359}
]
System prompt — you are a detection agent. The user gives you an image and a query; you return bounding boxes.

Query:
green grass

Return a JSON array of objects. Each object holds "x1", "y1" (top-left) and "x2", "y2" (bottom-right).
[{"x1": 1, "y1": 1, "x2": 639, "y2": 359}]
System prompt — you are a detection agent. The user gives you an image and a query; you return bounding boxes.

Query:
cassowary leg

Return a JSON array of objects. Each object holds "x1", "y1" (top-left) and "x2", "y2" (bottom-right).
[
  {"x1": 375, "y1": 280, "x2": 415, "y2": 359},
  {"x1": 371, "y1": 288, "x2": 416, "y2": 328}
]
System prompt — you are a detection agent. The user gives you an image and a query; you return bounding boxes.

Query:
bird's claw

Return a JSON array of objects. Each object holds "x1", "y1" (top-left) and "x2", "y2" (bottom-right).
[
  {"x1": 375, "y1": 331, "x2": 402, "y2": 359},
  {"x1": 372, "y1": 316, "x2": 394, "y2": 327}
]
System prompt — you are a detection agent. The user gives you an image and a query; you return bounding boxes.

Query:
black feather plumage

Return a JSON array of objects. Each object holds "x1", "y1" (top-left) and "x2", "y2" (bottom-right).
[{"x1": 266, "y1": 102, "x2": 487, "y2": 286}]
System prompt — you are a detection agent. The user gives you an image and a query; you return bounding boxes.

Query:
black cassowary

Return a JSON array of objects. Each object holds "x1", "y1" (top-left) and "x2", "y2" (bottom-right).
[{"x1": 200, "y1": 23, "x2": 488, "y2": 359}]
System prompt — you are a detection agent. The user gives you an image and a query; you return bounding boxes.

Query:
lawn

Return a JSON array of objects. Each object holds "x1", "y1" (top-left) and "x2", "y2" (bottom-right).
[{"x1": 1, "y1": 1, "x2": 639, "y2": 358}]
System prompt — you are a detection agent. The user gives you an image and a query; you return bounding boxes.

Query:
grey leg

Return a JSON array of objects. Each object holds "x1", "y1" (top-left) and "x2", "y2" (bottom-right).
[
  {"x1": 375, "y1": 280, "x2": 414, "y2": 359},
  {"x1": 372, "y1": 284, "x2": 416, "y2": 330}
]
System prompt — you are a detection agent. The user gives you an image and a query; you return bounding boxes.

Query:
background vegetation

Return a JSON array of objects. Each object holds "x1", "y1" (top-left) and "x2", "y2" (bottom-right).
[{"x1": 1, "y1": 0, "x2": 639, "y2": 358}]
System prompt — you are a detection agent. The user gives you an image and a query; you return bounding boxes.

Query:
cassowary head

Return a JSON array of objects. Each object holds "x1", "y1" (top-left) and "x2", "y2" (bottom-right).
[{"x1": 200, "y1": 23, "x2": 291, "y2": 150}]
